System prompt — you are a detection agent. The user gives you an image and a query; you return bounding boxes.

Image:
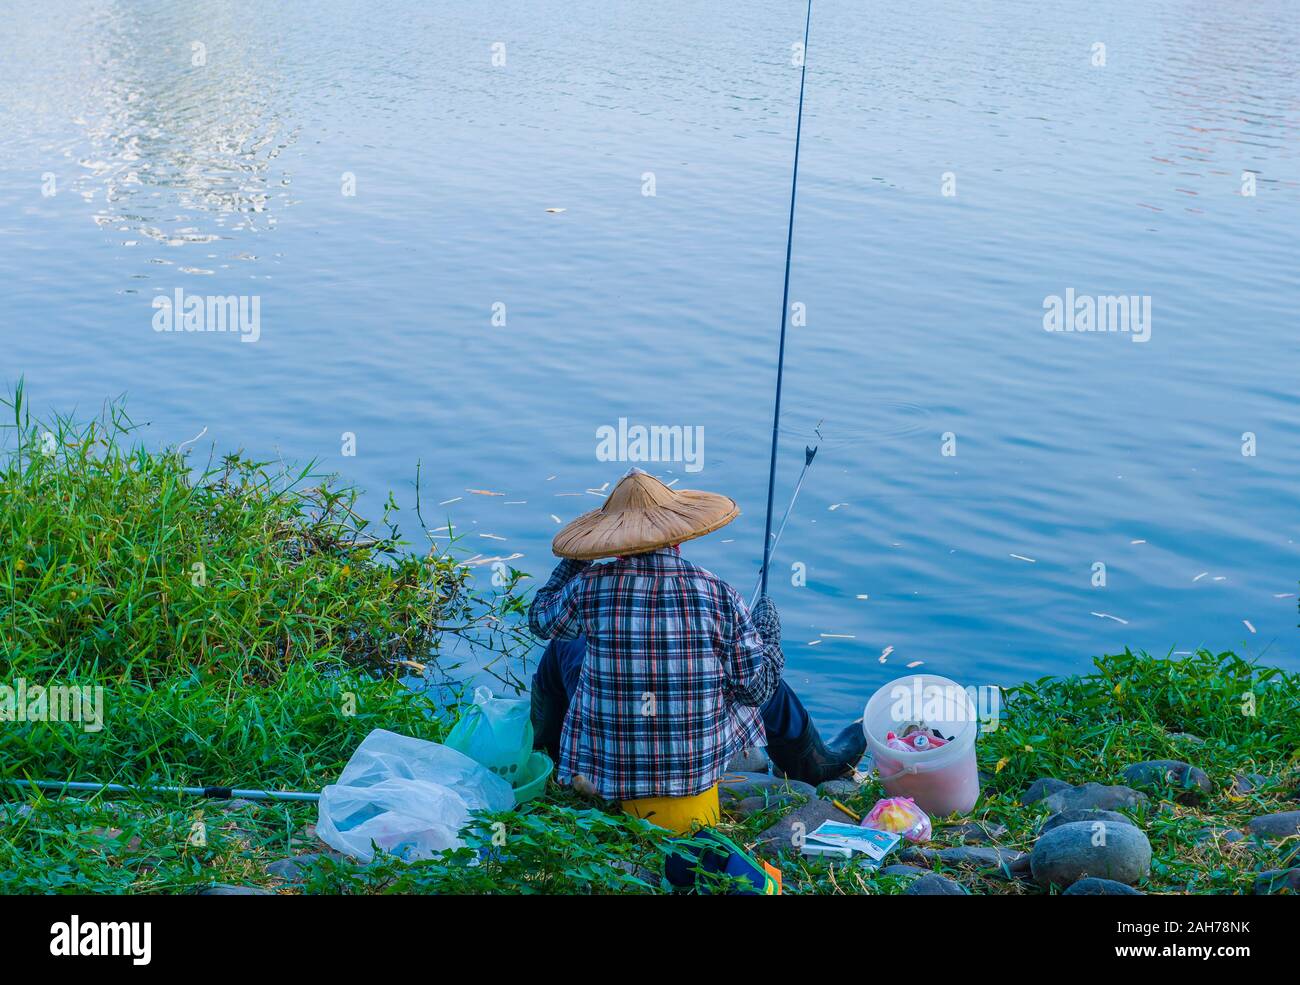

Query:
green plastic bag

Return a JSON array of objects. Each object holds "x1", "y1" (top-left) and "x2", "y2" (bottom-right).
[{"x1": 445, "y1": 686, "x2": 534, "y2": 785}]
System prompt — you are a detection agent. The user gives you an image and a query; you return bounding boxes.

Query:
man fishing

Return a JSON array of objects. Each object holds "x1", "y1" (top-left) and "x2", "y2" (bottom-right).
[{"x1": 528, "y1": 468, "x2": 865, "y2": 832}]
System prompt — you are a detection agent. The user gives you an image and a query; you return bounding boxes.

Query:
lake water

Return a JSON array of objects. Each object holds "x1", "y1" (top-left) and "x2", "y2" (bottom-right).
[{"x1": 3, "y1": 1, "x2": 1298, "y2": 723}]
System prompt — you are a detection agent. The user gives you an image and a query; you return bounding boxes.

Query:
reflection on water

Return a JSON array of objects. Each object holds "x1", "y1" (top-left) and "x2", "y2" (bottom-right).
[{"x1": 15, "y1": 2, "x2": 297, "y2": 277}]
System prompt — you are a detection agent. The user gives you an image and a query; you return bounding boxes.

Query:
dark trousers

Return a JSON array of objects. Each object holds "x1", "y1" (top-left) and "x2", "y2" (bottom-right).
[{"x1": 531, "y1": 636, "x2": 809, "y2": 757}]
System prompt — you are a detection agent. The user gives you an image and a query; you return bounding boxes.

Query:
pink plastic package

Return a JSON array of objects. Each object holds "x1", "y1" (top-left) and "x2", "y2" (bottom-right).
[{"x1": 861, "y1": 796, "x2": 932, "y2": 843}]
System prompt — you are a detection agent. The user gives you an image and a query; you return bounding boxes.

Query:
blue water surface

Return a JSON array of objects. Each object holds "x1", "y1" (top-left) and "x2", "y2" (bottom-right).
[{"x1": 2, "y1": 1, "x2": 1298, "y2": 722}]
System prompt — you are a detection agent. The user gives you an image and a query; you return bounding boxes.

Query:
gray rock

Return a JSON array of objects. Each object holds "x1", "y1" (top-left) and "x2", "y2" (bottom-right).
[
  {"x1": 1121, "y1": 760, "x2": 1212, "y2": 800},
  {"x1": 755, "y1": 798, "x2": 846, "y2": 857},
  {"x1": 1231, "y1": 772, "x2": 1270, "y2": 796},
  {"x1": 718, "y1": 771, "x2": 816, "y2": 803},
  {"x1": 1040, "y1": 782, "x2": 1149, "y2": 814},
  {"x1": 818, "y1": 778, "x2": 862, "y2": 799},
  {"x1": 1245, "y1": 811, "x2": 1300, "y2": 841},
  {"x1": 267, "y1": 854, "x2": 322, "y2": 881},
  {"x1": 1063, "y1": 877, "x2": 1145, "y2": 896},
  {"x1": 728, "y1": 793, "x2": 800, "y2": 820},
  {"x1": 1041, "y1": 809, "x2": 1137, "y2": 834},
  {"x1": 1008, "y1": 852, "x2": 1034, "y2": 881},
  {"x1": 1253, "y1": 868, "x2": 1300, "y2": 895},
  {"x1": 940, "y1": 821, "x2": 1009, "y2": 845},
  {"x1": 905, "y1": 874, "x2": 968, "y2": 895},
  {"x1": 1030, "y1": 820, "x2": 1152, "y2": 888},
  {"x1": 1023, "y1": 777, "x2": 1073, "y2": 804},
  {"x1": 198, "y1": 884, "x2": 276, "y2": 895},
  {"x1": 897, "y1": 845, "x2": 1026, "y2": 876},
  {"x1": 878, "y1": 864, "x2": 929, "y2": 878},
  {"x1": 1194, "y1": 826, "x2": 1246, "y2": 846},
  {"x1": 726, "y1": 746, "x2": 770, "y2": 773}
]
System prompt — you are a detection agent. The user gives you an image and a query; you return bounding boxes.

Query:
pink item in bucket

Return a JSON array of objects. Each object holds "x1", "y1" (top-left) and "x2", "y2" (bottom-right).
[
  {"x1": 862, "y1": 796, "x2": 931, "y2": 843},
  {"x1": 887, "y1": 729, "x2": 948, "y2": 752},
  {"x1": 864, "y1": 674, "x2": 982, "y2": 817}
]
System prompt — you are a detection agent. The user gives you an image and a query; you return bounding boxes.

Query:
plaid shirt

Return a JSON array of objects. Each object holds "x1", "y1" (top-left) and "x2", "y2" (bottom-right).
[{"x1": 528, "y1": 548, "x2": 783, "y2": 801}]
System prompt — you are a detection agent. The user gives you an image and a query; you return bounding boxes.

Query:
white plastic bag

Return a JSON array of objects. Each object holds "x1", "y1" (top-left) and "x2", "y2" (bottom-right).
[{"x1": 316, "y1": 729, "x2": 515, "y2": 863}]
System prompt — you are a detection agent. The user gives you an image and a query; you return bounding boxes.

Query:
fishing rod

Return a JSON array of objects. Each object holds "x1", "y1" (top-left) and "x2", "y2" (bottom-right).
[
  {"x1": 4, "y1": 778, "x2": 320, "y2": 803},
  {"x1": 752, "y1": 444, "x2": 817, "y2": 608},
  {"x1": 758, "y1": 0, "x2": 814, "y2": 602}
]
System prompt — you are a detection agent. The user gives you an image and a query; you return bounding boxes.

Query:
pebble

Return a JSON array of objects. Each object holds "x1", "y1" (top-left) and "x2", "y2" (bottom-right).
[
  {"x1": 940, "y1": 821, "x2": 1009, "y2": 845},
  {"x1": 818, "y1": 778, "x2": 862, "y2": 799},
  {"x1": 1041, "y1": 808, "x2": 1136, "y2": 834},
  {"x1": 267, "y1": 854, "x2": 322, "y2": 882},
  {"x1": 1194, "y1": 826, "x2": 1246, "y2": 845},
  {"x1": 1245, "y1": 810, "x2": 1300, "y2": 841},
  {"x1": 1029, "y1": 819, "x2": 1152, "y2": 888},
  {"x1": 1023, "y1": 777, "x2": 1073, "y2": 804},
  {"x1": 1062, "y1": 877, "x2": 1145, "y2": 896},
  {"x1": 755, "y1": 798, "x2": 846, "y2": 857},
  {"x1": 900, "y1": 845, "x2": 1027, "y2": 872},
  {"x1": 1253, "y1": 868, "x2": 1300, "y2": 895},
  {"x1": 878, "y1": 864, "x2": 929, "y2": 878},
  {"x1": 197, "y1": 884, "x2": 276, "y2": 895},
  {"x1": 726, "y1": 746, "x2": 770, "y2": 773},
  {"x1": 1231, "y1": 772, "x2": 1270, "y2": 796},
  {"x1": 1040, "y1": 782, "x2": 1149, "y2": 814},
  {"x1": 727, "y1": 793, "x2": 801, "y2": 820},
  {"x1": 905, "y1": 873, "x2": 968, "y2": 895},
  {"x1": 718, "y1": 772, "x2": 816, "y2": 803},
  {"x1": 1120, "y1": 760, "x2": 1212, "y2": 800}
]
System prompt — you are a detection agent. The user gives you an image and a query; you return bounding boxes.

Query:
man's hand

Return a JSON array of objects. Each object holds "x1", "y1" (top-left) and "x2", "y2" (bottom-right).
[{"x1": 751, "y1": 594, "x2": 781, "y2": 646}]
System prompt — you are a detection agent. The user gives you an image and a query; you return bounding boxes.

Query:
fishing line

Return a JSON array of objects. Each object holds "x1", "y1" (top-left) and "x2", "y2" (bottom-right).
[{"x1": 759, "y1": 0, "x2": 814, "y2": 600}]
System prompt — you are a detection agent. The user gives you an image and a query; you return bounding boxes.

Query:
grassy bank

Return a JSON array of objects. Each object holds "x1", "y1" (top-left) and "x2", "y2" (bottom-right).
[{"x1": 2, "y1": 391, "x2": 1298, "y2": 894}]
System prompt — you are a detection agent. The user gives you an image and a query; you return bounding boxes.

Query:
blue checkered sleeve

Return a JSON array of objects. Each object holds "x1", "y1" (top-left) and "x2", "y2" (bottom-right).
[
  {"x1": 720, "y1": 586, "x2": 784, "y2": 707},
  {"x1": 528, "y1": 558, "x2": 592, "y2": 640}
]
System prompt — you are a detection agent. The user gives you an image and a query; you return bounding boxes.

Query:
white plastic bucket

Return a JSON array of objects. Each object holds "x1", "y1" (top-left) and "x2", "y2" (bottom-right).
[{"x1": 863, "y1": 674, "x2": 980, "y2": 817}]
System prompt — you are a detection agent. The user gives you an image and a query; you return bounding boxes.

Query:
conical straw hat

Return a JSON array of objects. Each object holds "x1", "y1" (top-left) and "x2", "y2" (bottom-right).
[{"x1": 552, "y1": 469, "x2": 739, "y2": 560}]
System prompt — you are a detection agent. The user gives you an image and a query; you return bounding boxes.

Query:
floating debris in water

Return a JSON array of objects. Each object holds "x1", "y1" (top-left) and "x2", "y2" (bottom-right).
[
  {"x1": 467, "y1": 488, "x2": 505, "y2": 496},
  {"x1": 1213, "y1": 576, "x2": 1227, "y2": 582},
  {"x1": 1010, "y1": 554, "x2": 1036, "y2": 563},
  {"x1": 820, "y1": 633, "x2": 855, "y2": 639},
  {"x1": 1243, "y1": 620, "x2": 1256, "y2": 633},
  {"x1": 1130, "y1": 539, "x2": 1146, "y2": 544},
  {"x1": 551, "y1": 514, "x2": 562, "y2": 524},
  {"x1": 828, "y1": 503, "x2": 848, "y2": 511},
  {"x1": 879, "y1": 646, "x2": 894, "y2": 663},
  {"x1": 905, "y1": 660, "x2": 923, "y2": 668},
  {"x1": 465, "y1": 552, "x2": 524, "y2": 567},
  {"x1": 546, "y1": 475, "x2": 556, "y2": 481},
  {"x1": 807, "y1": 640, "x2": 821, "y2": 646},
  {"x1": 856, "y1": 594, "x2": 869, "y2": 600},
  {"x1": 438, "y1": 497, "x2": 462, "y2": 506},
  {"x1": 555, "y1": 492, "x2": 583, "y2": 497},
  {"x1": 480, "y1": 533, "x2": 507, "y2": 541},
  {"x1": 504, "y1": 500, "x2": 526, "y2": 505},
  {"x1": 1091, "y1": 612, "x2": 1129, "y2": 624},
  {"x1": 1274, "y1": 593, "x2": 1295, "y2": 599},
  {"x1": 545, "y1": 207, "x2": 566, "y2": 214},
  {"x1": 1193, "y1": 572, "x2": 1208, "y2": 582}
]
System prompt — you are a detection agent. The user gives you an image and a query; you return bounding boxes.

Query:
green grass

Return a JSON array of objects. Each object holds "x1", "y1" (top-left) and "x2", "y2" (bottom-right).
[{"x1": 2, "y1": 386, "x2": 1298, "y2": 894}]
